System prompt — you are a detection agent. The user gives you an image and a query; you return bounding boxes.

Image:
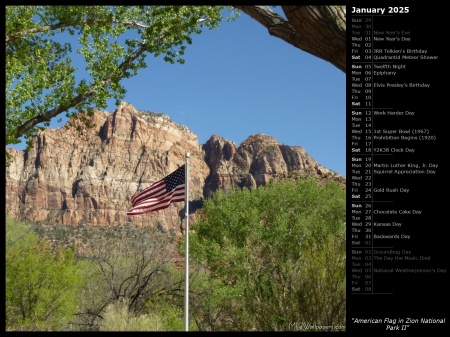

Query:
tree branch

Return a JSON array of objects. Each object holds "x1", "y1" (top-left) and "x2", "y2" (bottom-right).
[
  {"x1": 13, "y1": 42, "x2": 149, "y2": 141},
  {"x1": 234, "y1": 6, "x2": 298, "y2": 41},
  {"x1": 234, "y1": 5, "x2": 346, "y2": 73}
]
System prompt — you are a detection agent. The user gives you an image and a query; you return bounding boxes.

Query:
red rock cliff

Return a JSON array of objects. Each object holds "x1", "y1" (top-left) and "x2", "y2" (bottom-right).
[{"x1": 6, "y1": 102, "x2": 344, "y2": 233}]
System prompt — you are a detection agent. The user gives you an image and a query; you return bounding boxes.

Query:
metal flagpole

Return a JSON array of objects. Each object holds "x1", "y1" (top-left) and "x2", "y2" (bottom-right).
[{"x1": 184, "y1": 152, "x2": 190, "y2": 331}]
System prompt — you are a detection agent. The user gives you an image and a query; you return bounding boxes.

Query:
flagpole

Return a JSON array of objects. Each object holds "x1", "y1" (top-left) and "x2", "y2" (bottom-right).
[{"x1": 184, "y1": 152, "x2": 190, "y2": 331}]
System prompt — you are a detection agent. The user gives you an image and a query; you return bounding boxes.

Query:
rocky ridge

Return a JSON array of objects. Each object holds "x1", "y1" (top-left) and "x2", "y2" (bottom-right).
[{"x1": 6, "y1": 102, "x2": 345, "y2": 235}]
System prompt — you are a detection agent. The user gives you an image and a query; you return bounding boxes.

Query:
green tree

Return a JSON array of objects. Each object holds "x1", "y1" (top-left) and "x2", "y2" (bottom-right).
[
  {"x1": 185, "y1": 178, "x2": 346, "y2": 331},
  {"x1": 5, "y1": 6, "x2": 237, "y2": 148},
  {"x1": 6, "y1": 5, "x2": 347, "y2": 150},
  {"x1": 188, "y1": 269, "x2": 248, "y2": 331},
  {"x1": 5, "y1": 215, "x2": 84, "y2": 331}
]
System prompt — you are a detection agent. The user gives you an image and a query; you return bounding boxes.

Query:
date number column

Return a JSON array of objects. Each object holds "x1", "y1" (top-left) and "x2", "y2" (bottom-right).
[{"x1": 349, "y1": 14, "x2": 374, "y2": 294}]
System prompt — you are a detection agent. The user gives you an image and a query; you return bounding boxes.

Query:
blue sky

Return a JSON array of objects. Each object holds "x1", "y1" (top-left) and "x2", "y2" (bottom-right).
[{"x1": 9, "y1": 7, "x2": 346, "y2": 176}]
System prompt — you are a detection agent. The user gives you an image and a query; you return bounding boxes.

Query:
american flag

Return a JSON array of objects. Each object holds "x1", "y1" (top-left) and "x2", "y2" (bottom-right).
[{"x1": 127, "y1": 165, "x2": 185, "y2": 215}]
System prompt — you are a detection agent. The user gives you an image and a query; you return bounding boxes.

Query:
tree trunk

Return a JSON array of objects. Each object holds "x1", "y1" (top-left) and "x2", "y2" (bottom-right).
[{"x1": 234, "y1": 6, "x2": 346, "y2": 73}]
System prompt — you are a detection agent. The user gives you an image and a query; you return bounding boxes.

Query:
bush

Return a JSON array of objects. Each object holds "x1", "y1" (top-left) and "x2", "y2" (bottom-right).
[
  {"x1": 100, "y1": 297, "x2": 185, "y2": 331},
  {"x1": 6, "y1": 215, "x2": 84, "y2": 331},
  {"x1": 185, "y1": 178, "x2": 346, "y2": 331}
]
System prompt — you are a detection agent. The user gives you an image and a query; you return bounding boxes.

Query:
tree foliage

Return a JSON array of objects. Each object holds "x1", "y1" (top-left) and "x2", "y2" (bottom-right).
[
  {"x1": 5, "y1": 5, "x2": 238, "y2": 148},
  {"x1": 6, "y1": 5, "x2": 345, "y2": 151},
  {"x1": 5, "y1": 215, "x2": 84, "y2": 331},
  {"x1": 186, "y1": 178, "x2": 346, "y2": 331}
]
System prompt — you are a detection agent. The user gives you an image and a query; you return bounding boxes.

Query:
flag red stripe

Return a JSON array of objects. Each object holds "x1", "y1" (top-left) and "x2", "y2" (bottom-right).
[
  {"x1": 127, "y1": 193, "x2": 185, "y2": 215},
  {"x1": 132, "y1": 183, "x2": 167, "y2": 206},
  {"x1": 132, "y1": 184, "x2": 185, "y2": 207},
  {"x1": 127, "y1": 186, "x2": 185, "y2": 215},
  {"x1": 127, "y1": 194, "x2": 185, "y2": 214},
  {"x1": 127, "y1": 197, "x2": 184, "y2": 215},
  {"x1": 131, "y1": 185, "x2": 185, "y2": 209},
  {"x1": 130, "y1": 179, "x2": 165, "y2": 204}
]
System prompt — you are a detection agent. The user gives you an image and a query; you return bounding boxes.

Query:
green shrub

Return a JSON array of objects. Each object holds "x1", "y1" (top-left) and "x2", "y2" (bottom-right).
[
  {"x1": 6, "y1": 215, "x2": 84, "y2": 331},
  {"x1": 184, "y1": 178, "x2": 346, "y2": 331}
]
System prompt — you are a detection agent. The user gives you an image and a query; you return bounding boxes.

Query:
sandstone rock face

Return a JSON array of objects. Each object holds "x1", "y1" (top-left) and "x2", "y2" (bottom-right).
[
  {"x1": 202, "y1": 133, "x2": 344, "y2": 197},
  {"x1": 6, "y1": 102, "x2": 345, "y2": 233}
]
